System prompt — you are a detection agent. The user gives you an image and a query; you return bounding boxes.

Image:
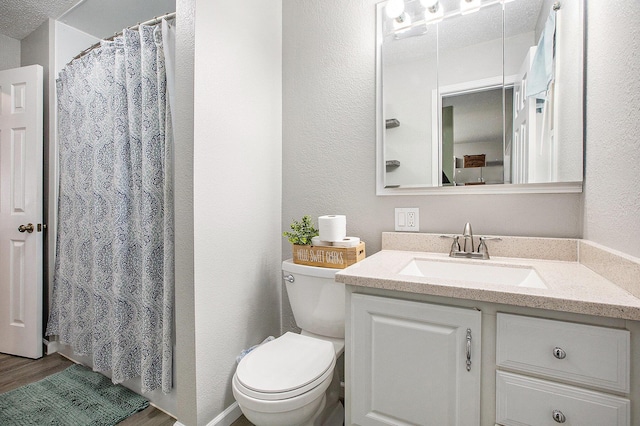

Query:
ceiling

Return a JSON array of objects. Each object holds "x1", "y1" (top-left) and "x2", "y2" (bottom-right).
[
  {"x1": 0, "y1": 0, "x2": 80, "y2": 40},
  {"x1": 0, "y1": 0, "x2": 175, "y2": 41}
]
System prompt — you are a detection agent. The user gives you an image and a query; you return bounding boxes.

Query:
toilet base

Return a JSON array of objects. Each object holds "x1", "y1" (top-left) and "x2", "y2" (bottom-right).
[
  {"x1": 241, "y1": 394, "x2": 326, "y2": 426},
  {"x1": 313, "y1": 368, "x2": 343, "y2": 425},
  {"x1": 317, "y1": 400, "x2": 344, "y2": 426}
]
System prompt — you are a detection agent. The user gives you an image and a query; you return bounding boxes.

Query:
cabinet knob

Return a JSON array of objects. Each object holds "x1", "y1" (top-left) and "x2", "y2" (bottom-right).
[
  {"x1": 553, "y1": 347, "x2": 567, "y2": 359},
  {"x1": 552, "y1": 409, "x2": 566, "y2": 423}
]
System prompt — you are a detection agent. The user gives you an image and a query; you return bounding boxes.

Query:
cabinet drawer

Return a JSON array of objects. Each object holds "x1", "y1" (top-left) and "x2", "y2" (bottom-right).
[
  {"x1": 496, "y1": 371, "x2": 630, "y2": 426},
  {"x1": 496, "y1": 313, "x2": 630, "y2": 392}
]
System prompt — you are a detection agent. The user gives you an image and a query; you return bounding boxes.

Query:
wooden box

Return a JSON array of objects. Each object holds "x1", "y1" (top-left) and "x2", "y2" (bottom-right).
[
  {"x1": 464, "y1": 154, "x2": 486, "y2": 168},
  {"x1": 293, "y1": 242, "x2": 366, "y2": 269}
]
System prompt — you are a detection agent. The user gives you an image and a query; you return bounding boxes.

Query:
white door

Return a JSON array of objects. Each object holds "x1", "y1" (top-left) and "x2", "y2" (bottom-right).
[
  {"x1": 349, "y1": 293, "x2": 482, "y2": 426},
  {"x1": 0, "y1": 65, "x2": 44, "y2": 359}
]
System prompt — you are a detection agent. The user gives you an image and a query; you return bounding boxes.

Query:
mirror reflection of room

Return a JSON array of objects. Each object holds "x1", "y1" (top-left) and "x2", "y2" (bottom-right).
[
  {"x1": 441, "y1": 87, "x2": 511, "y2": 186},
  {"x1": 378, "y1": 0, "x2": 584, "y2": 192}
]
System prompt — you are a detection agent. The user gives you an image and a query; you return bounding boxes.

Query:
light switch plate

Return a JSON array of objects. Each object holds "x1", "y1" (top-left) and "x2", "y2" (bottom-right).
[{"x1": 395, "y1": 208, "x2": 419, "y2": 232}]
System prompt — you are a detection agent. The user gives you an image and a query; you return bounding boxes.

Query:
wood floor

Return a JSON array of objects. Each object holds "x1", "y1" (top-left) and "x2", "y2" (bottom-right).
[{"x1": 0, "y1": 352, "x2": 253, "y2": 425}]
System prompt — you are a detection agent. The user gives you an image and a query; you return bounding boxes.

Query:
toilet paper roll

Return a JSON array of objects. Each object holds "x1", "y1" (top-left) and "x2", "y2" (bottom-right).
[
  {"x1": 311, "y1": 236, "x2": 333, "y2": 247},
  {"x1": 333, "y1": 237, "x2": 360, "y2": 248},
  {"x1": 318, "y1": 215, "x2": 347, "y2": 242}
]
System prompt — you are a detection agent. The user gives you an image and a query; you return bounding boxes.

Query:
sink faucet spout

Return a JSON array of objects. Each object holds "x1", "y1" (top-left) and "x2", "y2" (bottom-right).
[{"x1": 462, "y1": 222, "x2": 474, "y2": 253}]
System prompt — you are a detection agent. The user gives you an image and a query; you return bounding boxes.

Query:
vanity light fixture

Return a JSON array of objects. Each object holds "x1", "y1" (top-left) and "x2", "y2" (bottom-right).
[
  {"x1": 460, "y1": 0, "x2": 482, "y2": 14},
  {"x1": 385, "y1": 0, "x2": 405, "y2": 19}
]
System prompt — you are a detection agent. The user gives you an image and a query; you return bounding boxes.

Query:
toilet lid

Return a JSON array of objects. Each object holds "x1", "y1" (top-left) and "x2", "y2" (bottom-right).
[{"x1": 236, "y1": 332, "x2": 335, "y2": 398}]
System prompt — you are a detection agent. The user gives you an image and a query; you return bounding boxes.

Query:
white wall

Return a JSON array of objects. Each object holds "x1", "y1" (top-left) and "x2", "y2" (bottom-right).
[
  {"x1": 174, "y1": 0, "x2": 197, "y2": 423},
  {"x1": 582, "y1": 0, "x2": 640, "y2": 258},
  {"x1": 53, "y1": 22, "x2": 99, "y2": 75},
  {"x1": 0, "y1": 33, "x2": 20, "y2": 70},
  {"x1": 176, "y1": 0, "x2": 283, "y2": 424},
  {"x1": 21, "y1": 21, "x2": 50, "y2": 69}
]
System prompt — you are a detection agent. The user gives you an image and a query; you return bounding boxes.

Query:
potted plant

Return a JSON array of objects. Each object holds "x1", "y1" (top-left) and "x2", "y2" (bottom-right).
[{"x1": 283, "y1": 215, "x2": 318, "y2": 246}]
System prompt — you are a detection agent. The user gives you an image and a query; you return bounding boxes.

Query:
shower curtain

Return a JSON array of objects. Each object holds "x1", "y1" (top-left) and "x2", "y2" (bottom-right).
[{"x1": 46, "y1": 21, "x2": 175, "y2": 394}]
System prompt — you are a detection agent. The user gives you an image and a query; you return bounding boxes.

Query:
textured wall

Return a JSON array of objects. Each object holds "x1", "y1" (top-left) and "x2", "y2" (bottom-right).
[
  {"x1": 582, "y1": 0, "x2": 640, "y2": 258},
  {"x1": 0, "y1": 33, "x2": 20, "y2": 71},
  {"x1": 281, "y1": 0, "x2": 582, "y2": 332},
  {"x1": 190, "y1": 0, "x2": 283, "y2": 424},
  {"x1": 20, "y1": 20, "x2": 49, "y2": 69},
  {"x1": 174, "y1": 0, "x2": 197, "y2": 423}
]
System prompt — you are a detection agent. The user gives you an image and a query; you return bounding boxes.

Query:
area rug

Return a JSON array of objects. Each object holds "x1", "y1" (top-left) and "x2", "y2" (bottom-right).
[{"x1": 0, "y1": 364, "x2": 149, "y2": 426}]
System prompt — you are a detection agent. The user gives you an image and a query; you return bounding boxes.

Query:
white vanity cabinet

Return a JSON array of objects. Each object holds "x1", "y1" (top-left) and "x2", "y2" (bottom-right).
[
  {"x1": 496, "y1": 313, "x2": 631, "y2": 426},
  {"x1": 348, "y1": 293, "x2": 482, "y2": 426}
]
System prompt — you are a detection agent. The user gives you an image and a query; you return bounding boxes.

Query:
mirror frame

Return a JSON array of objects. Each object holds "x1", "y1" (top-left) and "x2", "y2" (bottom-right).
[{"x1": 375, "y1": 1, "x2": 585, "y2": 196}]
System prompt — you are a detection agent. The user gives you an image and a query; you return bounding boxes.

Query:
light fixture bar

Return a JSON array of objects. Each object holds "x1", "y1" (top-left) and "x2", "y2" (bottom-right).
[{"x1": 391, "y1": 0, "x2": 504, "y2": 33}]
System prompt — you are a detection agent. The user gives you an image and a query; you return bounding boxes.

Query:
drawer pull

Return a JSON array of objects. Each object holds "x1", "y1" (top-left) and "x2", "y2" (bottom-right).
[
  {"x1": 552, "y1": 409, "x2": 566, "y2": 423},
  {"x1": 553, "y1": 347, "x2": 567, "y2": 359}
]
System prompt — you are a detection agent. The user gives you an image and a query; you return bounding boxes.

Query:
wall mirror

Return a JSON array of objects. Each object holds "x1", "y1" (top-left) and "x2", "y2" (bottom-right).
[{"x1": 376, "y1": 0, "x2": 584, "y2": 195}]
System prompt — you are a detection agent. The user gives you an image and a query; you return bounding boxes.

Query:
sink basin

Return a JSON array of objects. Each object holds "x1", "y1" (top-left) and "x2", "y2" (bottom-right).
[{"x1": 399, "y1": 258, "x2": 547, "y2": 289}]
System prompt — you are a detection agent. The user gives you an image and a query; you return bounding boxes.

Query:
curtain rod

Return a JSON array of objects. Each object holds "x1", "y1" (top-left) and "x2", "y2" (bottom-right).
[{"x1": 70, "y1": 11, "x2": 176, "y2": 63}]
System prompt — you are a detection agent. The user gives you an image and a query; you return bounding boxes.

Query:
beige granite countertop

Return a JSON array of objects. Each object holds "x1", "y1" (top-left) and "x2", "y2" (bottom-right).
[{"x1": 335, "y1": 250, "x2": 640, "y2": 321}]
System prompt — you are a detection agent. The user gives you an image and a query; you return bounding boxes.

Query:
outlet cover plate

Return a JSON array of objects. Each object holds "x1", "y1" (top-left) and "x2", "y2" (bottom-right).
[{"x1": 395, "y1": 208, "x2": 419, "y2": 232}]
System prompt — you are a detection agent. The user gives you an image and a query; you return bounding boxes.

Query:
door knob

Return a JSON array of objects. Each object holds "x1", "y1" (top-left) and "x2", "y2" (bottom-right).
[{"x1": 18, "y1": 223, "x2": 34, "y2": 233}]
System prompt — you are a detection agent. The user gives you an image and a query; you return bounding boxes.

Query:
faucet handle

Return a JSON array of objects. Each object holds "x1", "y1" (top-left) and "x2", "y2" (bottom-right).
[
  {"x1": 477, "y1": 236, "x2": 502, "y2": 259},
  {"x1": 479, "y1": 236, "x2": 502, "y2": 242},
  {"x1": 440, "y1": 235, "x2": 461, "y2": 255}
]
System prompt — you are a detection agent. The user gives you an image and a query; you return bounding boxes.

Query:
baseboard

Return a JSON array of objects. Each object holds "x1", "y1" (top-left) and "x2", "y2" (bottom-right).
[
  {"x1": 45, "y1": 339, "x2": 64, "y2": 355},
  {"x1": 208, "y1": 402, "x2": 243, "y2": 426},
  {"x1": 173, "y1": 402, "x2": 242, "y2": 426}
]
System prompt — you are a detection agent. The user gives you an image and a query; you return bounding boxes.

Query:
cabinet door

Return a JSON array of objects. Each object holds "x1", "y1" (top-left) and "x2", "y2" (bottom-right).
[{"x1": 350, "y1": 294, "x2": 481, "y2": 426}]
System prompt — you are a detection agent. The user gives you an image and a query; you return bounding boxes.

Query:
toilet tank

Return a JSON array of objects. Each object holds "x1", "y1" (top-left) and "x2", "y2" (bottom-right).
[{"x1": 282, "y1": 260, "x2": 345, "y2": 339}]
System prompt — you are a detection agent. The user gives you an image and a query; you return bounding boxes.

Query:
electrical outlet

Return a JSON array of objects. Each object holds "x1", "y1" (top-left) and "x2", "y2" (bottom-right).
[
  {"x1": 407, "y1": 211, "x2": 416, "y2": 227},
  {"x1": 395, "y1": 208, "x2": 419, "y2": 232}
]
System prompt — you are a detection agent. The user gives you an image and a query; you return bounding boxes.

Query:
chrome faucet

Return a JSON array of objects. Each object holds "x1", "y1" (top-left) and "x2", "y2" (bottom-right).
[
  {"x1": 441, "y1": 223, "x2": 501, "y2": 259},
  {"x1": 462, "y1": 222, "x2": 474, "y2": 253}
]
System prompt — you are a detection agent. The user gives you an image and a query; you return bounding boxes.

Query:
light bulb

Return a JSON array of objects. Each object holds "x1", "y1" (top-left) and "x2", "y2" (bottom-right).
[
  {"x1": 393, "y1": 12, "x2": 412, "y2": 31},
  {"x1": 424, "y1": 3, "x2": 444, "y2": 23},
  {"x1": 385, "y1": 0, "x2": 405, "y2": 19}
]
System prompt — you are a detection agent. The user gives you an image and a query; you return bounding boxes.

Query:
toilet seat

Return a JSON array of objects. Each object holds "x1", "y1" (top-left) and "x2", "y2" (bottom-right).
[{"x1": 235, "y1": 332, "x2": 336, "y2": 401}]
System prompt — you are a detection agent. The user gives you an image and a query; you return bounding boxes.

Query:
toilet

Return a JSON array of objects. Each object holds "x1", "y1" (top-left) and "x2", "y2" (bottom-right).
[{"x1": 232, "y1": 260, "x2": 345, "y2": 426}]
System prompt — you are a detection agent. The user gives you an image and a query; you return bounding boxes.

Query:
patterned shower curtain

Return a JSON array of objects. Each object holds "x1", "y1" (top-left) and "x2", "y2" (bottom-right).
[{"x1": 46, "y1": 22, "x2": 174, "y2": 394}]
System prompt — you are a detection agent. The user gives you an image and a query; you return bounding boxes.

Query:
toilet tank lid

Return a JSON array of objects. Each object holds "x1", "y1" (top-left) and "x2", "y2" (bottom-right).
[
  {"x1": 282, "y1": 259, "x2": 340, "y2": 279},
  {"x1": 236, "y1": 332, "x2": 335, "y2": 395}
]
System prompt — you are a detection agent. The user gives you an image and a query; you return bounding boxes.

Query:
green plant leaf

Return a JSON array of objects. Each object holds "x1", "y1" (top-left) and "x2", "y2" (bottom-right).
[{"x1": 283, "y1": 215, "x2": 319, "y2": 245}]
